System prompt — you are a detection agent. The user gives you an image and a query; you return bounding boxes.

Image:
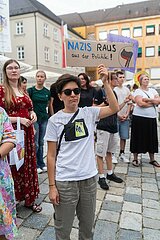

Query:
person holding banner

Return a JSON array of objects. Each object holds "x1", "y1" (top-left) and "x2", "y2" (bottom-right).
[
  {"x1": 0, "y1": 107, "x2": 17, "y2": 240},
  {"x1": 45, "y1": 66, "x2": 119, "y2": 240},
  {"x1": 0, "y1": 59, "x2": 41, "y2": 213}
]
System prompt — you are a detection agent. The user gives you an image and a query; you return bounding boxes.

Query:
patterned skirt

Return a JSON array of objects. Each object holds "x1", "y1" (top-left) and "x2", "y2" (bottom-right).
[{"x1": 0, "y1": 159, "x2": 17, "y2": 239}]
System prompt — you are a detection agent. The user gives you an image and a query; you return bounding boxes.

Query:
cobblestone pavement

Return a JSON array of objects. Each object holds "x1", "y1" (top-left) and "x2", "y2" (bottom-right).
[{"x1": 15, "y1": 137, "x2": 160, "y2": 240}]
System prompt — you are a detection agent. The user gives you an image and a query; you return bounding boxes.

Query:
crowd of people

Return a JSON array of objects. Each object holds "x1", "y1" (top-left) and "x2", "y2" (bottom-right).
[{"x1": 0, "y1": 59, "x2": 160, "y2": 239}]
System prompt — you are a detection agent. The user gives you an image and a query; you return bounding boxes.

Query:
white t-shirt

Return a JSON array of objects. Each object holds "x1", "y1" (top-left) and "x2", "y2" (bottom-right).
[
  {"x1": 133, "y1": 88, "x2": 158, "y2": 118},
  {"x1": 114, "y1": 86, "x2": 130, "y2": 116},
  {"x1": 44, "y1": 107, "x2": 100, "y2": 181}
]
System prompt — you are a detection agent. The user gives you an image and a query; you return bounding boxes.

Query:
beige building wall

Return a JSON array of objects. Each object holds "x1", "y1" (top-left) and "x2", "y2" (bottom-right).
[
  {"x1": 7, "y1": 13, "x2": 37, "y2": 66},
  {"x1": 74, "y1": 15, "x2": 160, "y2": 82},
  {"x1": 5, "y1": 12, "x2": 84, "y2": 85}
]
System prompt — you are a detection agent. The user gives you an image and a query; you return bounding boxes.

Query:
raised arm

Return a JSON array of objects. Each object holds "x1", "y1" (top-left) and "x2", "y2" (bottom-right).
[{"x1": 98, "y1": 65, "x2": 119, "y2": 119}]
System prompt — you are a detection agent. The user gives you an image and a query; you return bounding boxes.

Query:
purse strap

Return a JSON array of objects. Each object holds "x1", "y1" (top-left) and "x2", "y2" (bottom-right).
[
  {"x1": 56, "y1": 108, "x2": 79, "y2": 156},
  {"x1": 17, "y1": 117, "x2": 21, "y2": 130},
  {"x1": 142, "y1": 90, "x2": 156, "y2": 111}
]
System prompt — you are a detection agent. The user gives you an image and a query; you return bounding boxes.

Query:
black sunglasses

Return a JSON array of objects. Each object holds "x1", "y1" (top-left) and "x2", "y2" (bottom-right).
[{"x1": 62, "y1": 88, "x2": 81, "y2": 96}]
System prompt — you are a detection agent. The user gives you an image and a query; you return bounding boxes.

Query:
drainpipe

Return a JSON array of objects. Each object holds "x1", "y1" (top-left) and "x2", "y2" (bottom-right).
[{"x1": 34, "y1": 12, "x2": 38, "y2": 69}]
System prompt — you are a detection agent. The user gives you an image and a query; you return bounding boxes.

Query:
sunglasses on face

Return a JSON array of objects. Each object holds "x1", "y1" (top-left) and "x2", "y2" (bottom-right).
[{"x1": 62, "y1": 88, "x2": 81, "y2": 96}]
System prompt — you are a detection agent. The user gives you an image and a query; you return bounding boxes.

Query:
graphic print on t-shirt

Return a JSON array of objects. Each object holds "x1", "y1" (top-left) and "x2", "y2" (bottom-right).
[{"x1": 75, "y1": 121, "x2": 86, "y2": 137}]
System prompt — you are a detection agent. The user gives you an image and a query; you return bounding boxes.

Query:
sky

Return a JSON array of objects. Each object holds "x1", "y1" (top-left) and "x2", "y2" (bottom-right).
[{"x1": 38, "y1": 0, "x2": 149, "y2": 15}]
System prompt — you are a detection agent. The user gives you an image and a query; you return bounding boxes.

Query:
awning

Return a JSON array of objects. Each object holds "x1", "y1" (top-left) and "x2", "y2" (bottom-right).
[
  {"x1": 22, "y1": 70, "x2": 61, "y2": 79},
  {"x1": 0, "y1": 55, "x2": 33, "y2": 73},
  {"x1": 22, "y1": 70, "x2": 61, "y2": 88}
]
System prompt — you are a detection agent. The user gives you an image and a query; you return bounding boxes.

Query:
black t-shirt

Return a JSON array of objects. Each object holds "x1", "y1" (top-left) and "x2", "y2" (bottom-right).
[
  {"x1": 94, "y1": 87, "x2": 106, "y2": 105},
  {"x1": 78, "y1": 87, "x2": 96, "y2": 107},
  {"x1": 96, "y1": 88, "x2": 118, "y2": 133},
  {"x1": 50, "y1": 83, "x2": 64, "y2": 113}
]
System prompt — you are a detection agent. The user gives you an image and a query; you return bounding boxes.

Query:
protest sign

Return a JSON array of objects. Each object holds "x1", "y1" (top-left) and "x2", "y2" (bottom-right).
[
  {"x1": 107, "y1": 33, "x2": 138, "y2": 73},
  {"x1": 65, "y1": 39, "x2": 134, "y2": 70}
]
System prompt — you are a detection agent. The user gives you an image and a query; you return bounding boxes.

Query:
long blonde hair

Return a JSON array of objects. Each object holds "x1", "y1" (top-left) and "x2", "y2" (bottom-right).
[{"x1": 2, "y1": 59, "x2": 21, "y2": 109}]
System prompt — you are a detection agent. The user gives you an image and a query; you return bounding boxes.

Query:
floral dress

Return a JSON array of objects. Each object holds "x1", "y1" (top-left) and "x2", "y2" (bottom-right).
[
  {"x1": 0, "y1": 107, "x2": 17, "y2": 239},
  {"x1": 0, "y1": 86, "x2": 39, "y2": 206}
]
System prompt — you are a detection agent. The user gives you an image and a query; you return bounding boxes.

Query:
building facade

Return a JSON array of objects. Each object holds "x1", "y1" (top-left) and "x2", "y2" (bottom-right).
[
  {"x1": 60, "y1": 0, "x2": 160, "y2": 83},
  {"x1": 2, "y1": 0, "x2": 84, "y2": 86}
]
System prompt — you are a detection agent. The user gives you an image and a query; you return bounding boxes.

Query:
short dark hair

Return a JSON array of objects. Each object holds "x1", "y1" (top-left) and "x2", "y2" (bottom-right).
[
  {"x1": 56, "y1": 74, "x2": 81, "y2": 94},
  {"x1": 115, "y1": 70, "x2": 124, "y2": 77},
  {"x1": 108, "y1": 71, "x2": 117, "y2": 81},
  {"x1": 20, "y1": 76, "x2": 27, "y2": 83}
]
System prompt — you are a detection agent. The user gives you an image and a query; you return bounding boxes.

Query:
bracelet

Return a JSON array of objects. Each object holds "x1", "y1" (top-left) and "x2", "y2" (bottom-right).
[{"x1": 49, "y1": 184, "x2": 55, "y2": 187}]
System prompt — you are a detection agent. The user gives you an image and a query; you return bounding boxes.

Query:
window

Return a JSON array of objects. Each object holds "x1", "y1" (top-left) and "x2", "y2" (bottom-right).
[
  {"x1": 53, "y1": 28, "x2": 59, "y2": 41},
  {"x1": 138, "y1": 47, "x2": 142, "y2": 58},
  {"x1": 146, "y1": 25, "x2": 155, "y2": 36},
  {"x1": 99, "y1": 31, "x2": 107, "y2": 40},
  {"x1": 121, "y1": 28, "x2": 130, "y2": 37},
  {"x1": 133, "y1": 27, "x2": 142, "y2": 37},
  {"x1": 145, "y1": 46, "x2": 155, "y2": 57},
  {"x1": 43, "y1": 23, "x2": 48, "y2": 37},
  {"x1": 17, "y1": 46, "x2": 24, "y2": 60},
  {"x1": 158, "y1": 46, "x2": 160, "y2": 56},
  {"x1": 109, "y1": 29, "x2": 118, "y2": 35},
  {"x1": 44, "y1": 47, "x2": 49, "y2": 61},
  {"x1": 87, "y1": 32, "x2": 95, "y2": 40},
  {"x1": 54, "y1": 50, "x2": 59, "y2": 64},
  {"x1": 16, "y1": 22, "x2": 23, "y2": 34}
]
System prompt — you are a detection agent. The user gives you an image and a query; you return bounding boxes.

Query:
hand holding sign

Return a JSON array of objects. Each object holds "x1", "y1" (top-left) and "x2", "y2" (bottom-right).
[{"x1": 98, "y1": 64, "x2": 109, "y2": 85}]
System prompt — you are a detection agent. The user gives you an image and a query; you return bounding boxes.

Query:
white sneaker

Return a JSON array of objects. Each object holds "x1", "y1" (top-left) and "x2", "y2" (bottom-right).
[
  {"x1": 42, "y1": 166, "x2": 47, "y2": 172},
  {"x1": 37, "y1": 168, "x2": 43, "y2": 174},
  {"x1": 112, "y1": 154, "x2": 118, "y2": 164},
  {"x1": 119, "y1": 153, "x2": 129, "y2": 163}
]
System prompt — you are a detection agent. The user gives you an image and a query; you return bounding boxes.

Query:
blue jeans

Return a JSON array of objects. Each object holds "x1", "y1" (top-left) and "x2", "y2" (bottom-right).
[{"x1": 34, "y1": 120, "x2": 48, "y2": 169}]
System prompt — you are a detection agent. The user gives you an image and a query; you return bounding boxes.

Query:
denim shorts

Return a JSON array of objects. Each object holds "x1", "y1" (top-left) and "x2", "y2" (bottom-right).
[{"x1": 118, "y1": 119, "x2": 130, "y2": 139}]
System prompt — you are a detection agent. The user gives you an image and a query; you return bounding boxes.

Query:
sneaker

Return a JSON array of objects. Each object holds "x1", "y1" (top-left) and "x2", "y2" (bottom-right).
[
  {"x1": 112, "y1": 154, "x2": 118, "y2": 164},
  {"x1": 107, "y1": 173, "x2": 123, "y2": 183},
  {"x1": 42, "y1": 166, "x2": 47, "y2": 172},
  {"x1": 119, "y1": 153, "x2": 129, "y2": 163},
  {"x1": 37, "y1": 168, "x2": 43, "y2": 174},
  {"x1": 98, "y1": 177, "x2": 109, "y2": 190}
]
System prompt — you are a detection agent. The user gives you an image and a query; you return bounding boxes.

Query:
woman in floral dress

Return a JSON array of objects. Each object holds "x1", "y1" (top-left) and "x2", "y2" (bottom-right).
[
  {"x1": 0, "y1": 107, "x2": 17, "y2": 239},
  {"x1": 0, "y1": 59, "x2": 41, "y2": 212}
]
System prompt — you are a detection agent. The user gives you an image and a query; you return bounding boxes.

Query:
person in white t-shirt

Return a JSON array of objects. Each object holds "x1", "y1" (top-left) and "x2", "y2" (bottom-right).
[
  {"x1": 130, "y1": 73, "x2": 160, "y2": 167},
  {"x1": 114, "y1": 71, "x2": 132, "y2": 163},
  {"x1": 44, "y1": 65, "x2": 119, "y2": 240}
]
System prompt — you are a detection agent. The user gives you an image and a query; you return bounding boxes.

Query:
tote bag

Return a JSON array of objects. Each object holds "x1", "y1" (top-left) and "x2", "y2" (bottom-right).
[{"x1": 9, "y1": 117, "x2": 25, "y2": 170}]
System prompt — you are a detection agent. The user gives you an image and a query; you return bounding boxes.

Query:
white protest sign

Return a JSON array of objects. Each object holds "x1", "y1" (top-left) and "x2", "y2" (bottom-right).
[{"x1": 65, "y1": 39, "x2": 134, "y2": 69}]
